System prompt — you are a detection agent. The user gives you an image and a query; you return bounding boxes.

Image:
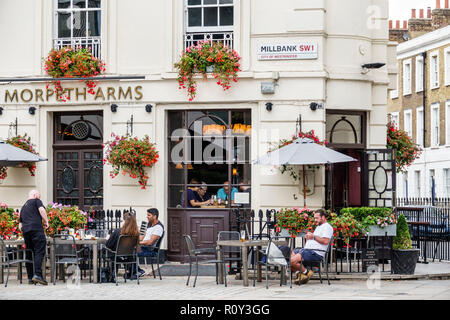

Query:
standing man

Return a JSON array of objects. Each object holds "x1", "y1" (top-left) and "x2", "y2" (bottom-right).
[
  {"x1": 290, "y1": 209, "x2": 333, "y2": 285},
  {"x1": 19, "y1": 190, "x2": 49, "y2": 285}
]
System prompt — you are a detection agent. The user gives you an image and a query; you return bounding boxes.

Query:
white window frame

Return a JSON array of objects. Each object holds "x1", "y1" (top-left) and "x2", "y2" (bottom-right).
[
  {"x1": 185, "y1": 0, "x2": 234, "y2": 33},
  {"x1": 416, "y1": 56, "x2": 424, "y2": 93},
  {"x1": 403, "y1": 59, "x2": 412, "y2": 95},
  {"x1": 53, "y1": 0, "x2": 102, "y2": 39},
  {"x1": 404, "y1": 109, "x2": 412, "y2": 138},
  {"x1": 415, "y1": 170, "x2": 421, "y2": 198},
  {"x1": 390, "y1": 112, "x2": 399, "y2": 129},
  {"x1": 416, "y1": 106, "x2": 424, "y2": 146},
  {"x1": 390, "y1": 74, "x2": 399, "y2": 99},
  {"x1": 445, "y1": 46, "x2": 450, "y2": 87},
  {"x1": 430, "y1": 50, "x2": 440, "y2": 90},
  {"x1": 444, "y1": 168, "x2": 450, "y2": 197},
  {"x1": 431, "y1": 103, "x2": 440, "y2": 147},
  {"x1": 446, "y1": 100, "x2": 450, "y2": 145}
]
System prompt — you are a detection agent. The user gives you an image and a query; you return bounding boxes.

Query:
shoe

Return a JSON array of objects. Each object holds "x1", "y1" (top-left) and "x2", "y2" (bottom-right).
[
  {"x1": 138, "y1": 270, "x2": 147, "y2": 278},
  {"x1": 32, "y1": 275, "x2": 48, "y2": 286},
  {"x1": 300, "y1": 273, "x2": 309, "y2": 284},
  {"x1": 293, "y1": 272, "x2": 300, "y2": 285},
  {"x1": 28, "y1": 279, "x2": 34, "y2": 285},
  {"x1": 301, "y1": 270, "x2": 313, "y2": 284}
]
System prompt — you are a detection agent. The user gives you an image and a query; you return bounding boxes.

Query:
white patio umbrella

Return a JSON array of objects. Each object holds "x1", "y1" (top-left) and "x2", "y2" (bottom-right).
[
  {"x1": 254, "y1": 138, "x2": 357, "y2": 207},
  {"x1": 0, "y1": 139, "x2": 47, "y2": 166}
]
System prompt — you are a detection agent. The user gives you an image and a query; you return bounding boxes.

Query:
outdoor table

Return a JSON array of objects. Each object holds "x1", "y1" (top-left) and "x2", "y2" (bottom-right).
[
  {"x1": 0, "y1": 238, "x2": 107, "y2": 284},
  {"x1": 216, "y1": 239, "x2": 287, "y2": 287},
  {"x1": 0, "y1": 239, "x2": 48, "y2": 284},
  {"x1": 50, "y1": 238, "x2": 107, "y2": 283},
  {"x1": 407, "y1": 221, "x2": 430, "y2": 264}
]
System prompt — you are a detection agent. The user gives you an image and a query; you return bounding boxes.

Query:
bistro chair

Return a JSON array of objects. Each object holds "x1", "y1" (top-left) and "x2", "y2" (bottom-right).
[
  {"x1": 254, "y1": 237, "x2": 292, "y2": 289},
  {"x1": 183, "y1": 234, "x2": 226, "y2": 288},
  {"x1": 1, "y1": 238, "x2": 34, "y2": 287},
  {"x1": 297, "y1": 235, "x2": 333, "y2": 286},
  {"x1": 103, "y1": 235, "x2": 140, "y2": 286},
  {"x1": 139, "y1": 221, "x2": 148, "y2": 236},
  {"x1": 141, "y1": 231, "x2": 165, "y2": 280},
  {"x1": 52, "y1": 234, "x2": 91, "y2": 285},
  {"x1": 217, "y1": 231, "x2": 242, "y2": 277}
]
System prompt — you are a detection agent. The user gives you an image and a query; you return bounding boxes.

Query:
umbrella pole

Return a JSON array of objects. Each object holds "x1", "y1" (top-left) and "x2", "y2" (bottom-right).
[{"x1": 302, "y1": 165, "x2": 307, "y2": 208}]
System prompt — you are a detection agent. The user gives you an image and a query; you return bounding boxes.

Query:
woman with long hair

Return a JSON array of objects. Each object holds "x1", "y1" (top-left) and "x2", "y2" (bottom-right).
[{"x1": 105, "y1": 212, "x2": 140, "y2": 250}]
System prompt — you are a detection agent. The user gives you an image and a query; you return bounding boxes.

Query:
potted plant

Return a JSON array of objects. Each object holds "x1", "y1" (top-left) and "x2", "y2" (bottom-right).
[
  {"x1": 328, "y1": 212, "x2": 366, "y2": 248},
  {"x1": 0, "y1": 134, "x2": 39, "y2": 182},
  {"x1": 103, "y1": 133, "x2": 159, "y2": 189},
  {"x1": 45, "y1": 203, "x2": 89, "y2": 237},
  {"x1": 275, "y1": 207, "x2": 316, "y2": 237},
  {"x1": 174, "y1": 41, "x2": 241, "y2": 101},
  {"x1": 391, "y1": 214, "x2": 420, "y2": 274}
]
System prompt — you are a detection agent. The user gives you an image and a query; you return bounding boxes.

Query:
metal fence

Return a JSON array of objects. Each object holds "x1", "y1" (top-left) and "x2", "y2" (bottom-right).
[
  {"x1": 397, "y1": 197, "x2": 450, "y2": 208},
  {"x1": 86, "y1": 208, "x2": 136, "y2": 236},
  {"x1": 396, "y1": 204, "x2": 450, "y2": 262}
]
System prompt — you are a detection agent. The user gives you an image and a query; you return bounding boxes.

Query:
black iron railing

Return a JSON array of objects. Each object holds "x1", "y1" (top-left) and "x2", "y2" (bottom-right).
[{"x1": 86, "y1": 208, "x2": 136, "y2": 236}]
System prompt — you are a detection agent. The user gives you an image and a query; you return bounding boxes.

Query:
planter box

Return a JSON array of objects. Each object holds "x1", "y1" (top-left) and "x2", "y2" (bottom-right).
[
  {"x1": 392, "y1": 249, "x2": 420, "y2": 274},
  {"x1": 279, "y1": 228, "x2": 306, "y2": 238},
  {"x1": 368, "y1": 225, "x2": 397, "y2": 237}
]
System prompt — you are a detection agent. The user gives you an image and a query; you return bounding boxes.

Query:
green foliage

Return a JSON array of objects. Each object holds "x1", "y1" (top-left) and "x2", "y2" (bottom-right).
[
  {"x1": 387, "y1": 121, "x2": 422, "y2": 173},
  {"x1": 0, "y1": 203, "x2": 21, "y2": 239},
  {"x1": 275, "y1": 208, "x2": 316, "y2": 237},
  {"x1": 340, "y1": 207, "x2": 392, "y2": 221},
  {"x1": 393, "y1": 214, "x2": 412, "y2": 250}
]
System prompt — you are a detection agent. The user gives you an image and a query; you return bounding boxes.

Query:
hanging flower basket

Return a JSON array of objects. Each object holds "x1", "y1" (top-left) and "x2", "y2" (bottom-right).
[
  {"x1": 386, "y1": 121, "x2": 422, "y2": 173},
  {"x1": 0, "y1": 134, "x2": 39, "y2": 182},
  {"x1": 103, "y1": 133, "x2": 159, "y2": 189},
  {"x1": 0, "y1": 203, "x2": 21, "y2": 239},
  {"x1": 44, "y1": 47, "x2": 106, "y2": 102},
  {"x1": 174, "y1": 41, "x2": 241, "y2": 101}
]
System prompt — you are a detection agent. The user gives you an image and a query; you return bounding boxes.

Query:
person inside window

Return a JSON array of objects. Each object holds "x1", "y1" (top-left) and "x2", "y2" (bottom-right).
[
  {"x1": 217, "y1": 181, "x2": 238, "y2": 204},
  {"x1": 196, "y1": 182, "x2": 211, "y2": 202},
  {"x1": 181, "y1": 178, "x2": 211, "y2": 208}
]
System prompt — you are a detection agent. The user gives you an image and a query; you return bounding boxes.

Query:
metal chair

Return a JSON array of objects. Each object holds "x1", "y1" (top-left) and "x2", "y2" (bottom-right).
[
  {"x1": 217, "y1": 231, "x2": 242, "y2": 277},
  {"x1": 139, "y1": 221, "x2": 148, "y2": 236},
  {"x1": 141, "y1": 231, "x2": 165, "y2": 280},
  {"x1": 52, "y1": 234, "x2": 91, "y2": 285},
  {"x1": 254, "y1": 237, "x2": 292, "y2": 289},
  {"x1": 103, "y1": 235, "x2": 140, "y2": 286},
  {"x1": 298, "y1": 236, "x2": 333, "y2": 285},
  {"x1": 1, "y1": 238, "x2": 34, "y2": 287},
  {"x1": 183, "y1": 234, "x2": 226, "y2": 287}
]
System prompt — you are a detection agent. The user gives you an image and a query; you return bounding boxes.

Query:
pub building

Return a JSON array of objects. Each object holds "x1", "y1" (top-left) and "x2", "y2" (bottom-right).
[{"x1": 0, "y1": 0, "x2": 397, "y2": 262}]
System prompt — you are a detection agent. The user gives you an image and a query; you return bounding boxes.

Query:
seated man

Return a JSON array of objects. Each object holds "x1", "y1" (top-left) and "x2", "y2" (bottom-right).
[
  {"x1": 128, "y1": 208, "x2": 164, "y2": 279},
  {"x1": 290, "y1": 209, "x2": 333, "y2": 284},
  {"x1": 180, "y1": 178, "x2": 211, "y2": 208},
  {"x1": 196, "y1": 182, "x2": 211, "y2": 202},
  {"x1": 217, "y1": 181, "x2": 238, "y2": 204}
]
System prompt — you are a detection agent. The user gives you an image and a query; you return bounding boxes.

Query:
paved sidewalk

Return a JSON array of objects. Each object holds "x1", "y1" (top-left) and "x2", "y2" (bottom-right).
[{"x1": 1, "y1": 275, "x2": 450, "y2": 300}]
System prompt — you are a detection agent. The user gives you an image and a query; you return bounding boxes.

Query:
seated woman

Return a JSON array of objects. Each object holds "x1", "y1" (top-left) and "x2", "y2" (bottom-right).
[
  {"x1": 181, "y1": 178, "x2": 211, "y2": 208},
  {"x1": 196, "y1": 182, "x2": 211, "y2": 202}
]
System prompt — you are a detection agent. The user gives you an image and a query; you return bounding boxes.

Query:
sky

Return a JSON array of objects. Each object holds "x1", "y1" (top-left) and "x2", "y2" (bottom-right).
[{"x1": 389, "y1": 0, "x2": 437, "y2": 21}]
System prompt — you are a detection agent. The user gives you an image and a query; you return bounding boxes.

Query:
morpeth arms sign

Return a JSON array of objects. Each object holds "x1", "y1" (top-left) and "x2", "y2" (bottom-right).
[{"x1": 257, "y1": 42, "x2": 318, "y2": 60}]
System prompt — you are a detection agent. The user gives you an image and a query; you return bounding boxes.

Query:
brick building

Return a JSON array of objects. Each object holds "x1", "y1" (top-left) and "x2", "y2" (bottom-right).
[{"x1": 388, "y1": 0, "x2": 450, "y2": 199}]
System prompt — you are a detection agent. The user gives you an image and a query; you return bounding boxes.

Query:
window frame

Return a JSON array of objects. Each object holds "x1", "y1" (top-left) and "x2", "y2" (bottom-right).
[
  {"x1": 431, "y1": 103, "x2": 440, "y2": 147},
  {"x1": 444, "y1": 168, "x2": 450, "y2": 197},
  {"x1": 430, "y1": 50, "x2": 440, "y2": 90},
  {"x1": 445, "y1": 46, "x2": 450, "y2": 87},
  {"x1": 185, "y1": 0, "x2": 234, "y2": 33},
  {"x1": 415, "y1": 170, "x2": 421, "y2": 198},
  {"x1": 403, "y1": 58, "x2": 412, "y2": 96},
  {"x1": 416, "y1": 106, "x2": 424, "y2": 147},
  {"x1": 390, "y1": 111, "x2": 399, "y2": 129},
  {"x1": 403, "y1": 109, "x2": 412, "y2": 138},
  {"x1": 415, "y1": 55, "x2": 424, "y2": 93},
  {"x1": 446, "y1": 100, "x2": 450, "y2": 146},
  {"x1": 390, "y1": 74, "x2": 399, "y2": 99}
]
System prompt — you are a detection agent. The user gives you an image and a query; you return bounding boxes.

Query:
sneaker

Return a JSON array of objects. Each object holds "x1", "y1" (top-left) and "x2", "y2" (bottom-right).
[
  {"x1": 32, "y1": 275, "x2": 48, "y2": 286},
  {"x1": 293, "y1": 272, "x2": 301, "y2": 285},
  {"x1": 138, "y1": 270, "x2": 147, "y2": 278},
  {"x1": 301, "y1": 270, "x2": 313, "y2": 284},
  {"x1": 300, "y1": 273, "x2": 309, "y2": 284}
]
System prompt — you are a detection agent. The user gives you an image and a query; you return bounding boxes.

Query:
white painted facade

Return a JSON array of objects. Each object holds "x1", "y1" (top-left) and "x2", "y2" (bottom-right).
[{"x1": 0, "y1": 0, "x2": 396, "y2": 249}]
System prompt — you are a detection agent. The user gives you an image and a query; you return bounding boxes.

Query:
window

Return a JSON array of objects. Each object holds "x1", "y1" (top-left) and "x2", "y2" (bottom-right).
[
  {"x1": 415, "y1": 170, "x2": 421, "y2": 197},
  {"x1": 431, "y1": 103, "x2": 440, "y2": 147},
  {"x1": 184, "y1": 0, "x2": 234, "y2": 49},
  {"x1": 430, "y1": 51, "x2": 440, "y2": 89},
  {"x1": 416, "y1": 56, "x2": 424, "y2": 92},
  {"x1": 416, "y1": 107, "x2": 424, "y2": 146},
  {"x1": 54, "y1": 0, "x2": 102, "y2": 58},
  {"x1": 445, "y1": 47, "x2": 450, "y2": 86},
  {"x1": 403, "y1": 59, "x2": 412, "y2": 95},
  {"x1": 404, "y1": 110, "x2": 412, "y2": 138},
  {"x1": 403, "y1": 174, "x2": 409, "y2": 198},
  {"x1": 446, "y1": 100, "x2": 450, "y2": 145},
  {"x1": 444, "y1": 169, "x2": 450, "y2": 197},
  {"x1": 390, "y1": 112, "x2": 399, "y2": 129}
]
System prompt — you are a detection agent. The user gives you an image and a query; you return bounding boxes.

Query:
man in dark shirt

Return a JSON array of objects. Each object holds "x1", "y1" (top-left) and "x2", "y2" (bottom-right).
[{"x1": 19, "y1": 190, "x2": 49, "y2": 285}]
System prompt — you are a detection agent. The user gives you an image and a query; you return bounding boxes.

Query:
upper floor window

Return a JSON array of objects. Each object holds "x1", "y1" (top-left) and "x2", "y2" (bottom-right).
[
  {"x1": 390, "y1": 74, "x2": 398, "y2": 99},
  {"x1": 416, "y1": 107, "x2": 424, "y2": 147},
  {"x1": 430, "y1": 51, "x2": 440, "y2": 89},
  {"x1": 54, "y1": 0, "x2": 102, "y2": 58},
  {"x1": 445, "y1": 47, "x2": 450, "y2": 87},
  {"x1": 431, "y1": 103, "x2": 440, "y2": 147},
  {"x1": 416, "y1": 56, "x2": 424, "y2": 93},
  {"x1": 403, "y1": 59, "x2": 412, "y2": 95},
  {"x1": 185, "y1": 0, "x2": 234, "y2": 49},
  {"x1": 404, "y1": 110, "x2": 412, "y2": 138}
]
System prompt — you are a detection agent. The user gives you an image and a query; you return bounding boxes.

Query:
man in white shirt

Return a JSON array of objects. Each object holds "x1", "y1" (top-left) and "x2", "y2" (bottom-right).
[{"x1": 290, "y1": 209, "x2": 333, "y2": 285}]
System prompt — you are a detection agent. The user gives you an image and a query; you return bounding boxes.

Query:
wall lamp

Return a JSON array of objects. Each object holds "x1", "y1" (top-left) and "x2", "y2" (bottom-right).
[
  {"x1": 309, "y1": 102, "x2": 323, "y2": 111},
  {"x1": 361, "y1": 63, "x2": 386, "y2": 74},
  {"x1": 145, "y1": 104, "x2": 153, "y2": 113},
  {"x1": 110, "y1": 104, "x2": 118, "y2": 113},
  {"x1": 0, "y1": 107, "x2": 3, "y2": 115},
  {"x1": 28, "y1": 106, "x2": 36, "y2": 115},
  {"x1": 265, "y1": 102, "x2": 273, "y2": 112}
]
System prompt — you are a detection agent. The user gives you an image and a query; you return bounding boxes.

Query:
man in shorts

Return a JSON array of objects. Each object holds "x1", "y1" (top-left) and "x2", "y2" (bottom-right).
[{"x1": 290, "y1": 209, "x2": 333, "y2": 284}]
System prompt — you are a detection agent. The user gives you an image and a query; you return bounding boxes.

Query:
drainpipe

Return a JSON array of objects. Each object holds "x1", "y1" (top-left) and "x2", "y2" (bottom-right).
[{"x1": 422, "y1": 52, "x2": 427, "y2": 148}]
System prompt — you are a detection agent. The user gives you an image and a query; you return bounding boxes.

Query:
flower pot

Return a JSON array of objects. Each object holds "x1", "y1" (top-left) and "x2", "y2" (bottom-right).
[
  {"x1": 279, "y1": 228, "x2": 305, "y2": 238},
  {"x1": 368, "y1": 225, "x2": 397, "y2": 237},
  {"x1": 391, "y1": 249, "x2": 420, "y2": 274},
  {"x1": 206, "y1": 65, "x2": 215, "y2": 73}
]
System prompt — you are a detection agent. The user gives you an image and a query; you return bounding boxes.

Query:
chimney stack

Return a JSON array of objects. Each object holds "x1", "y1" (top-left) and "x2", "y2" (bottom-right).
[
  {"x1": 427, "y1": 7, "x2": 432, "y2": 18},
  {"x1": 420, "y1": 8, "x2": 424, "y2": 18},
  {"x1": 446, "y1": 0, "x2": 449, "y2": 9},
  {"x1": 436, "y1": 0, "x2": 441, "y2": 9},
  {"x1": 403, "y1": 20, "x2": 408, "y2": 29},
  {"x1": 396, "y1": 20, "x2": 400, "y2": 29},
  {"x1": 389, "y1": 20, "x2": 393, "y2": 29},
  {"x1": 412, "y1": 8, "x2": 416, "y2": 18}
]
